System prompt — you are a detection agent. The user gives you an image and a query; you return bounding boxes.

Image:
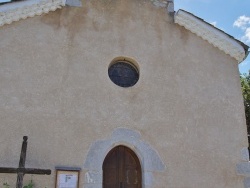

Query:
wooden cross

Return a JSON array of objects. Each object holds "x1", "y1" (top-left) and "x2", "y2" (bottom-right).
[{"x1": 0, "y1": 136, "x2": 51, "y2": 188}]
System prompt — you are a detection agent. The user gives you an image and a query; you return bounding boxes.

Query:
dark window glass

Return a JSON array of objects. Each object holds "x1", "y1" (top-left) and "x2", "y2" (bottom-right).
[{"x1": 108, "y1": 61, "x2": 139, "y2": 88}]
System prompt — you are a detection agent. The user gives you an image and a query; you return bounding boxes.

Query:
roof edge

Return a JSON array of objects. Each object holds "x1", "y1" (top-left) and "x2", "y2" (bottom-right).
[
  {"x1": 0, "y1": 0, "x2": 65, "y2": 27},
  {"x1": 174, "y1": 9, "x2": 249, "y2": 63},
  {"x1": 0, "y1": 0, "x2": 174, "y2": 27}
]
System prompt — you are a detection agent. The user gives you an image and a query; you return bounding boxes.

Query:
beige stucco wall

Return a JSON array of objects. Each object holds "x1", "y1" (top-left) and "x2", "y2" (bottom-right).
[{"x1": 0, "y1": 0, "x2": 248, "y2": 187}]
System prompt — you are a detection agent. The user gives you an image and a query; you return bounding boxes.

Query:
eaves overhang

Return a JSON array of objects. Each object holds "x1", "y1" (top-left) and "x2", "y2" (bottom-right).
[
  {"x1": 0, "y1": 2, "x2": 249, "y2": 63},
  {"x1": 0, "y1": 0, "x2": 174, "y2": 27},
  {"x1": 175, "y1": 9, "x2": 249, "y2": 63},
  {"x1": 0, "y1": 0, "x2": 65, "y2": 27}
]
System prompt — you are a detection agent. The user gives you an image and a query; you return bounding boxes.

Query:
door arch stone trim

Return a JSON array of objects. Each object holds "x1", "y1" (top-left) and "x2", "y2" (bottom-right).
[{"x1": 83, "y1": 128, "x2": 166, "y2": 188}]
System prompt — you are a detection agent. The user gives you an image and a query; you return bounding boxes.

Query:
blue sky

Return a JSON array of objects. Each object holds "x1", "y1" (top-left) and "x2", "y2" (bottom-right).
[{"x1": 175, "y1": 0, "x2": 250, "y2": 74}]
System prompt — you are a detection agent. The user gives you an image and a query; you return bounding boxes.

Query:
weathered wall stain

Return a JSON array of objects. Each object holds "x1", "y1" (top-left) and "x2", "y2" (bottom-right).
[{"x1": 40, "y1": 6, "x2": 88, "y2": 42}]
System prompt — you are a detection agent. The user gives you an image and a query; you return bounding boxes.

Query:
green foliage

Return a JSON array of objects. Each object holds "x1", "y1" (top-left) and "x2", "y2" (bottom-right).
[
  {"x1": 3, "y1": 180, "x2": 35, "y2": 188},
  {"x1": 3, "y1": 182, "x2": 10, "y2": 188},
  {"x1": 23, "y1": 180, "x2": 34, "y2": 188},
  {"x1": 240, "y1": 71, "x2": 250, "y2": 134}
]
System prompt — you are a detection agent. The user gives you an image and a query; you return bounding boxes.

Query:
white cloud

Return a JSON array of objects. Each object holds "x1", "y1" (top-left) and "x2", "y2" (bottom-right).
[
  {"x1": 240, "y1": 60, "x2": 248, "y2": 66},
  {"x1": 240, "y1": 26, "x2": 250, "y2": 44},
  {"x1": 244, "y1": 28, "x2": 250, "y2": 43},
  {"x1": 210, "y1": 21, "x2": 217, "y2": 27},
  {"x1": 233, "y1": 15, "x2": 250, "y2": 45},
  {"x1": 233, "y1": 15, "x2": 250, "y2": 30}
]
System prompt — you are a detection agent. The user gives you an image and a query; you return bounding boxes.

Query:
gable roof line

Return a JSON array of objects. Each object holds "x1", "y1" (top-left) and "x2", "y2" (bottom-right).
[
  {"x1": 175, "y1": 9, "x2": 249, "y2": 63},
  {"x1": 0, "y1": 0, "x2": 65, "y2": 27},
  {"x1": 0, "y1": 2, "x2": 248, "y2": 62},
  {"x1": 0, "y1": 0, "x2": 174, "y2": 27}
]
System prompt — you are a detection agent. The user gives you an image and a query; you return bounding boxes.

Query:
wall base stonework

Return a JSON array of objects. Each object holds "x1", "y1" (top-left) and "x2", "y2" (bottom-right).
[{"x1": 237, "y1": 147, "x2": 250, "y2": 188}]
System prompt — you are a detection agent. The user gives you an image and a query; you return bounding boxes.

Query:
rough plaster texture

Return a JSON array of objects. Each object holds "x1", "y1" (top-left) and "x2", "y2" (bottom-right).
[
  {"x1": 0, "y1": 0, "x2": 248, "y2": 187},
  {"x1": 245, "y1": 177, "x2": 250, "y2": 188},
  {"x1": 238, "y1": 148, "x2": 250, "y2": 188},
  {"x1": 241, "y1": 147, "x2": 249, "y2": 161}
]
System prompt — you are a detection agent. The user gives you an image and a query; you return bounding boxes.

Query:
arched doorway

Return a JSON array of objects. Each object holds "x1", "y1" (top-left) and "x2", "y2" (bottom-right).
[{"x1": 103, "y1": 145, "x2": 142, "y2": 188}]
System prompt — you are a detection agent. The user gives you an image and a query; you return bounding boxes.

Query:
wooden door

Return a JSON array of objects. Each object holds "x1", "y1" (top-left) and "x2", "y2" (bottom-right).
[{"x1": 103, "y1": 146, "x2": 142, "y2": 188}]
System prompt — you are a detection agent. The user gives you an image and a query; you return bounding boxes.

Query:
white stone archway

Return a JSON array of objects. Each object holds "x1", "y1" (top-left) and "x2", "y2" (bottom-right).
[{"x1": 83, "y1": 128, "x2": 166, "y2": 188}]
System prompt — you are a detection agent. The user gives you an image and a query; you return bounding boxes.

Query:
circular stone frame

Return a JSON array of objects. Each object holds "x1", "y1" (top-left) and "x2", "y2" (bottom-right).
[{"x1": 108, "y1": 57, "x2": 139, "y2": 88}]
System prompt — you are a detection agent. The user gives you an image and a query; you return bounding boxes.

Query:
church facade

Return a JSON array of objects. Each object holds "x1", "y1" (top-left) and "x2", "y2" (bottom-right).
[{"x1": 0, "y1": 0, "x2": 249, "y2": 187}]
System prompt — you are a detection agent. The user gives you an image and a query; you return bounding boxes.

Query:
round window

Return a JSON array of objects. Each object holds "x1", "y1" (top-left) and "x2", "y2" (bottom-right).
[{"x1": 108, "y1": 60, "x2": 139, "y2": 88}]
